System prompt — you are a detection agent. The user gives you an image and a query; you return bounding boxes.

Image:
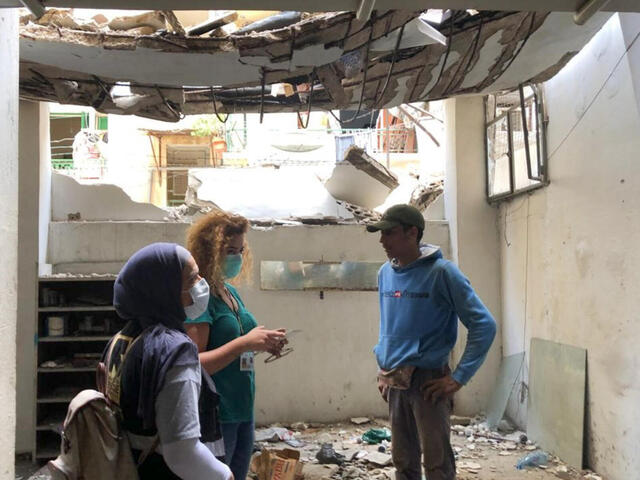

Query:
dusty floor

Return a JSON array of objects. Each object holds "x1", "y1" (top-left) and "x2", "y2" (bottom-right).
[
  {"x1": 18, "y1": 417, "x2": 604, "y2": 480},
  {"x1": 253, "y1": 417, "x2": 604, "y2": 480}
]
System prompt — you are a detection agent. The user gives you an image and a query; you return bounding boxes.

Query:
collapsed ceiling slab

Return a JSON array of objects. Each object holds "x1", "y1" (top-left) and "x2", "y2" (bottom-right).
[
  {"x1": 1, "y1": 1, "x2": 639, "y2": 12},
  {"x1": 19, "y1": 8, "x2": 612, "y2": 120}
]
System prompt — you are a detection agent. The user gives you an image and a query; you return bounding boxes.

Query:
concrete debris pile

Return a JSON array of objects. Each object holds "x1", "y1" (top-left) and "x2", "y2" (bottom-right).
[
  {"x1": 325, "y1": 146, "x2": 399, "y2": 212},
  {"x1": 181, "y1": 167, "x2": 355, "y2": 225},
  {"x1": 18, "y1": 8, "x2": 611, "y2": 121},
  {"x1": 250, "y1": 417, "x2": 606, "y2": 480},
  {"x1": 410, "y1": 179, "x2": 444, "y2": 211},
  {"x1": 326, "y1": 145, "x2": 443, "y2": 224}
]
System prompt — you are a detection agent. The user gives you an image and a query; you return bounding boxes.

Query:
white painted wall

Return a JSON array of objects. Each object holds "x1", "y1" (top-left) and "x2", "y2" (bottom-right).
[
  {"x1": 499, "y1": 14, "x2": 640, "y2": 479},
  {"x1": 444, "y1": 96, "x2": 502, "y2": 416},
  {"x1": 39, "y1": 103, "x2": 52, "y2": 276},
  {"x1": 16, "y1": 101, "x2": 47, "y2": 454},
  {"x1": 0, "y1": 9, "x2": 18, "y2": 477},
  {"x1": 45, "y1": 221, "x2": 450, "y2": 423},
  {"x1": 52, "y1": 171, "x2": 169, "y2": 221}
]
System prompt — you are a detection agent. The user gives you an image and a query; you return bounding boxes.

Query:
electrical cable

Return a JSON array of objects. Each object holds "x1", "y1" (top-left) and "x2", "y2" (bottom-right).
[
  {"x1": 209, "y1": 88, "x2": 229, "y2": 123},
  {"x1": 297, "y1": 69, "x2": 316, "y2": 129}
]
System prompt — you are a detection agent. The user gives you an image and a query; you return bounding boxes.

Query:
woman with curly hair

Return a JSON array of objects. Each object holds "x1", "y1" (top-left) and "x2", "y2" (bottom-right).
[{"x1": 185, "y1": 211, "x2": 286, "y2": 480}]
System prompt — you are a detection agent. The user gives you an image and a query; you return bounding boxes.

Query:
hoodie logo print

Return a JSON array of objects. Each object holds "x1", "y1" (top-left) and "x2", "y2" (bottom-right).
[{"x1": 383, "y1": 290, "x2": 430, "y2": 299}]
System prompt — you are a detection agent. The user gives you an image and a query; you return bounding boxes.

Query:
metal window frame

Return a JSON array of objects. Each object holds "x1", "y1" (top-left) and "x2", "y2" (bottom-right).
[{"x1": 485, "y1": 84, "x2": 549, "y2": 203}]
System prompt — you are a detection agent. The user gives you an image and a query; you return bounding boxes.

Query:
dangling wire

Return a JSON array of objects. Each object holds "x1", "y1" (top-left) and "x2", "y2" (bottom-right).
[
  {"x1": 441, "y1": 14, "x2": 484, "y2": 97},
  {"x1": 297, "y1": 69, "x2": 316, "y2": 129},
  {"x1": 156, "y1": 86, "x2": 184, "y2": 121},
  {"x1": 372, "y1": 23, "x2": 406, "y2": 109},
  {"x1": 337, "y1": 15, "x2": 376, "y2": 125},
  {"x1": 409, "y1": 14, "x2": 455, "y2": 102},
  {"x1": 259, "y1": 68, "x2": 266, "y2": 124},
  {"x1": 209, "y1": 87, "x2": 229, "y2": 123},
  {"x1": 92, "y1": 75, "x2": 112, "y2": 98}
]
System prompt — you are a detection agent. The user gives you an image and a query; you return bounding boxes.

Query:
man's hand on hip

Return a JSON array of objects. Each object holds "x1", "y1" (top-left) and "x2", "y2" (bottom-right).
[
  {"x1": 377, "y1": 378, "x2": 390, "y2": 402},
  {"x1": 421, "y1": 374, "x2": 462, "y2": 404}
]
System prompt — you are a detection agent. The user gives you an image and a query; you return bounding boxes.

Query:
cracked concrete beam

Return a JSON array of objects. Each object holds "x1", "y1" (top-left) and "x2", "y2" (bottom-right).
[
  {"x1": 17, "y1": 10, "x2": 612, "y2": 119},
  {"x1": 343, "y1": 145, "x2": 399, "y2": 190},
  {"x1": 161, "y1": 10, "x2": 186, "y2": 36}
]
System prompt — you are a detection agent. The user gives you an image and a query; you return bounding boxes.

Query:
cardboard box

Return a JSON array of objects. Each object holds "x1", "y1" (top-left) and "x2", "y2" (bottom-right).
[{"x1": 251, "y1": 448, "x2": 303, "y2": 480}]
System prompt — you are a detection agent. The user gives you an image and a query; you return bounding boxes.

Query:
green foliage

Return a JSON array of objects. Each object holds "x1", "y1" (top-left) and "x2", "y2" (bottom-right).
[{"x1": 191, "y1": 115, "x2": 223, "y2": 137}]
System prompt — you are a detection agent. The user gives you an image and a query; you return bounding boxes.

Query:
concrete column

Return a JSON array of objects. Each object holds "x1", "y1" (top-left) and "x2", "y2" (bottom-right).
[
  {"x1": 16, "y1": 101, "x2": 50, "y2": 454},
  {"x1": 0, "y1": 9, "x2": 19, "y2": 477},
  {"x1": 39, "y1": 103, "x2": 52, "y2": 277},
  {"x1": 444, "y1": 96, "x2": 502, "y2": 415}
]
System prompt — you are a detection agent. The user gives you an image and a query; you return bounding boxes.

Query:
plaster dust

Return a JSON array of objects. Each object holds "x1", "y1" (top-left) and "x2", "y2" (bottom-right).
[
  {"x1": 247, "y1": 421, "x2": 604, "y2": 480},
  {"x1": 19, "y1": 420, "x2": 606, "y2": 480}
]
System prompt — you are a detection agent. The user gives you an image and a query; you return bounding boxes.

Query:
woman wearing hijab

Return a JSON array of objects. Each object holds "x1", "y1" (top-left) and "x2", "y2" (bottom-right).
[
  {"x1": 184, "y1": 212, "x2": 286, "y2": 480},
  {"x1": 101, "y1": 242, "x2": 233, "y2": 480}
]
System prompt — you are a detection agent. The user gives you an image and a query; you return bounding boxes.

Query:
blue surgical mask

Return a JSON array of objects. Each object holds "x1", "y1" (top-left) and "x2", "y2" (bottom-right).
[
  {"x1": 184, "y1": 277, "x2": 210, "y2": 319},
  {"x1": 223, "y1": 254, "x2": 243, "y2": 279}
]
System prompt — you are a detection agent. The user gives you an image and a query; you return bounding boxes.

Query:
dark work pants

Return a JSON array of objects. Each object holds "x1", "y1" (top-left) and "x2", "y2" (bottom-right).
[{"x1": 388, "y1": 367, "x2": 456, "y2": 480}]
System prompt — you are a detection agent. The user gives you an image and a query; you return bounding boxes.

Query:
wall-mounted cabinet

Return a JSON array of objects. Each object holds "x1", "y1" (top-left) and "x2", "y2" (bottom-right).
[{"x1": 34, "y1": 276, "x2": 122, "y2": 461}]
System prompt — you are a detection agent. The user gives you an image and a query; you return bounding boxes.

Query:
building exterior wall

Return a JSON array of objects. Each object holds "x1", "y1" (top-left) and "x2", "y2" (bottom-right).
[
  {"x1": 0, "y1": 8, "x2": 19, "y2": 476},
  {"x1": 444, "y1": 96, "x2": 503, "y2": 415},
  {"x1": 499, "y1": 14, "x2": 640, "y2": 479}
]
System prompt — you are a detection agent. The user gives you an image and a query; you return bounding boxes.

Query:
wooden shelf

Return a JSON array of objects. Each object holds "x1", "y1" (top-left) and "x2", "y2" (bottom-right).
[
  {"x1": 39, "y1": 336, "x2": 111, "y2": 343},
  {"x1": 39, "y1": 275, "x2": 118, "y2": 283},
  {"x1": 38, "y1": 367, "x2": 97, "y2": 373},
  {"x1": 37, "y1": 396, "x2": 76, "y2": 404},
  {"x1": 36, "y1": 422, "x2": 63, "y2": 432},
  {"x1": 39, "y1": 305, "x2": 116, "y2": 312},
  {"x1": 36, "y1": 276, "x2": 117, "y2": 462},
  {"x1": 36, "y1": 445, "x2": 60, "y2": 459}
]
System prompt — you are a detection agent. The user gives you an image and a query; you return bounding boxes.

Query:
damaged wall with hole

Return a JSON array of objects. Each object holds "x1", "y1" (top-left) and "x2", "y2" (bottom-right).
[
  {"x1": 42, "y1": 221, "x2": 451, "y2": 426},
  {"x1": 499, "y1": 14, "x2": 640, "y2": 480},
  {"x1": 51, "y1": 171, "x2": 169, "y2": 221}
]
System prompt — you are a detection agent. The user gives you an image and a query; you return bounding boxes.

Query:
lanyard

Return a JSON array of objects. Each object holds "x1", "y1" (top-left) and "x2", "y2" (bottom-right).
[{"x1": 224, "y1": 286, "x2": 244, "y2": 335}]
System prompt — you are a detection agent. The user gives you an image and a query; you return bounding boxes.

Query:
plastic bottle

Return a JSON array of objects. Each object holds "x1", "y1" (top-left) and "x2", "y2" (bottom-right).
[{"x1": 516, "y1": 450, "x2": 549, "y2": 469}]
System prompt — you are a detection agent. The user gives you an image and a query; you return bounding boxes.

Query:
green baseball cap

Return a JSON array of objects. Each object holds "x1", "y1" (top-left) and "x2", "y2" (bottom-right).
[{"x1": 366, "y1": 204, "x2": 425, "y2": 232}]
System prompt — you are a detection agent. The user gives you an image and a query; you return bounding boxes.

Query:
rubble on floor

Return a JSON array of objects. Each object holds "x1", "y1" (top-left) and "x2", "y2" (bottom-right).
[
  {"x1": 20, "y1": 415, "x2": 607, "y2": 480},
  {"x1": 250, "y1": 417, "x2": 607, "y2": 480}
]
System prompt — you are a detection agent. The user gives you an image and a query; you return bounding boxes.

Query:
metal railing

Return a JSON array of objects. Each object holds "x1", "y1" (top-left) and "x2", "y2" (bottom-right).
[{"x1": 223, "y1": 127, "x2": 417, "y2": 154}]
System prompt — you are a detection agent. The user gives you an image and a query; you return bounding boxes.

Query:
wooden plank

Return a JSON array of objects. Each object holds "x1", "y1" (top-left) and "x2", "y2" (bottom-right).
[{"x1": 528, "y1": 338, "x2": 586, "y2": 469}]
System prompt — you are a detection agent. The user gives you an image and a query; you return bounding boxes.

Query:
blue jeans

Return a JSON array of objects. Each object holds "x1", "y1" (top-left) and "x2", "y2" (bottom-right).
[{"x1": 221, "y1": 421, "x2": 255, "y2": 480}]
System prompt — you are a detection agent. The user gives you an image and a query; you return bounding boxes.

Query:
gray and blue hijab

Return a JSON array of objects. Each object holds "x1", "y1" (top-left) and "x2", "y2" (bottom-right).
[{"x1": 111, "y1": 242, "x2": 200, "y2": 432}]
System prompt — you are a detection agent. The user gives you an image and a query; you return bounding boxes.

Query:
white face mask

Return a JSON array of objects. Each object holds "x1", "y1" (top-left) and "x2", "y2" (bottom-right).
[{"x1": 184, "y1": 277, "x2": 210, "y2": 319}]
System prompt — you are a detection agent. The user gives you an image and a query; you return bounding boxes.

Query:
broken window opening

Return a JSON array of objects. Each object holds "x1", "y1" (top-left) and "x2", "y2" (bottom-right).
[
  {"x1": 485, "y1": 84, "x2": 548, "y2": 203},
  {"x1": 260, "y1": 261, "x2": 382, "y2": 291}
]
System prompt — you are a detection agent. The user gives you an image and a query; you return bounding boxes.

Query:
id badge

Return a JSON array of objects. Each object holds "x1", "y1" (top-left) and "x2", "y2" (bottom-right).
[{"x1": 239, "y1": 352, "x2": 255, "y2": 372}]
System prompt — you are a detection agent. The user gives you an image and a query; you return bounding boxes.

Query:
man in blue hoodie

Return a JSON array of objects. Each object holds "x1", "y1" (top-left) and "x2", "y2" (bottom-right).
[{"x1": 367, "y1": 204, "x2": 496, "y2": 480}]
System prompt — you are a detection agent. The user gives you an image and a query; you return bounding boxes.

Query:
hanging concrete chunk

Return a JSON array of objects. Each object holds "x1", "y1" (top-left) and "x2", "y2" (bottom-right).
[{"x1": 324, "y1": 146, "x2": 399, "y2": 210}]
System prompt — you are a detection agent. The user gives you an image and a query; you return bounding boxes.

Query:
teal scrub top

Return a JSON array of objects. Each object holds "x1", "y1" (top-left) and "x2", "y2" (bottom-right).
[{"x1": 185, "y1": 283, "x2": 258, "y2": 423}]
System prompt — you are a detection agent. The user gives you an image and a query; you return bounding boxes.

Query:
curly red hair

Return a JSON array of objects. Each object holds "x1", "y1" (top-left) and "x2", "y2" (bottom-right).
[{"x1": 186, "y1": 211, "x2": 252, "y2": 296}]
